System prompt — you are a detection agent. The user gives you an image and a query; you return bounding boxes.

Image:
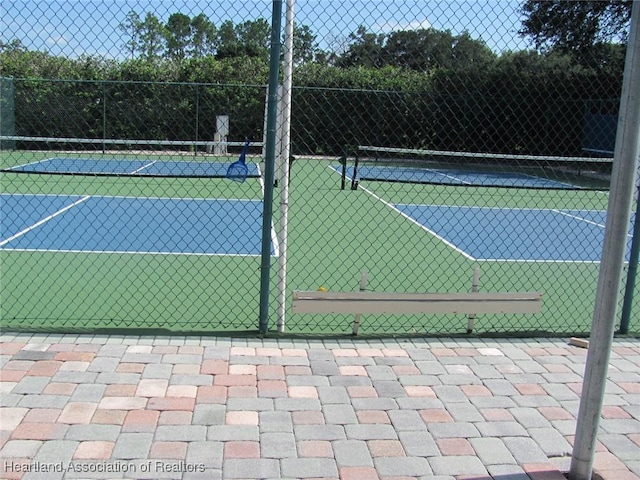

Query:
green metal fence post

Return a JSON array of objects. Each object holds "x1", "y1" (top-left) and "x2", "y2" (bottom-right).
[
  {"x1": 102, "y1": 81, "x2": 106, "y2": 154},
  {"x1": 620, "y1": 184, "x2": 640, "y2": 334},
  {"x1": 258, "y1": 0, "x2": 283, "y2": 334}
]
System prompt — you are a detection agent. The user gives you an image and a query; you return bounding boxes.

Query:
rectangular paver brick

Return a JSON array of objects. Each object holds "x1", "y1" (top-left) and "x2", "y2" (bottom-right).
[
  {"x1": 470, "y1": 437, "x2": 517, "y2": 465},
  {"x1": 207, "y1": 425, "x2": 259, "y2": 441},
  {"x1": 345, "y1": 424, "x2": 398, "y2": 440},
  {"x1": 529, "y1": 427, "x2": 573, "y2": 457},
  {"x1": 32, "y1": 439, "x2": 78, "y2": 464},
  {"x1": 310, "y1": 361, "x2": 340, "y2": 376},
  {"x1": 111, "y1": 432, "x2": 153, "y2": 460},
  {"x1": 428, "y1": 422, "x2": 481, "y2": 439},
  {"x1": 98, "y1": 396, "x2": 147, "y2": 410},
  {"x1": 430, "y1": 455, "x2": 488, "y2": 477},
  {"x1": 63, "y1": 426, "x2": 121, "y2": 446},
  {"x1": 323, "y1": 404, "x2": 358, "y2": 425},
  {"x1": 445, "y1": 402, "x2": 484, "y2": 422},
  {"x1": 258, "y1": 411, "x2": 293, "y2": 432},
  {"x1": 274, "y1": 397, "x2": 321, "y2": 411},
  {"x1": 397, "y1": 431, "x2": 438, "y2": 457},
  {"x1": 280, "y1": 457, "x2": 338, "y2": 478},
  {"x1": 333, "y1": 439, "x2": 373, "y2": 467},
  {"x1": 223, "y1": 458, "x2": 279, "y2": 479},
  {"x1": 294, "y1": 425, "x2": 346, "y2": 441},
  {"x1": 503, "y1": 437, "x2": 550, "y2": 464},
  {"x1": 12, "y1": 376, "x2": 50, "y2": 394},
  {"x1": 146, "y1": 397, "x2": 194, "y2": 411},
  {"x1": 374, "y1": 456, "x2": 432, "y2": 477},
  {"x1": 69, "y1": 384, "x2": 106, "y2": 402},
  {"x1": 154, "y1": 425, "x2": 207, "y2": 442},
  {"x1": 136, "y1": 379, "x2": 168, "y2": 397},
  {"x1": 260, "y1": 432, "x2": 296, "y2": 458},
  {"x1": 476, "y1": 421, "x2": 529, "y2": 437},
  {"x1": 58, "y1": 402, "x2": 97, "y2": 424},
  {"x1": 186, "y1": 441, "x2": 223, "y2": 469}
]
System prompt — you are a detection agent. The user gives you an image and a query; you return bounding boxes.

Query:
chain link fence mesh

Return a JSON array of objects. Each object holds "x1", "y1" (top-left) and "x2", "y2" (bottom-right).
[{"x1": 1, "y1": 0, "x2": 637, "y2": 335}]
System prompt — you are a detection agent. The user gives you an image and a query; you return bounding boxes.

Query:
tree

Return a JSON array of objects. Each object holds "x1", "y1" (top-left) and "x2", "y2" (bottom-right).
[
  {"x1": 234, "y1": 19, "x2": 270, "y2": 59},
  {"x1": 119, "y1": 12, "x2": 143, "y2": 59},
  {"x1": 520, "y1": 0, "x2": 632, "y2": 54},
  {"x1": 292, "y1": 25, "x2": 317, "y2": 65},
  {"x1": 215, "y1": 19, "x2": 270, "y2": 60},
  {"x1": 119, "y1": 12, "x2": 166, "y2": 61},
  {"x1": 335, "y1": 26, "x2": 385, "y2": 68},
  {"x1": 335, "y1": 26, "x2": 495, "y2": 71},
  {"x1": 451, "y1": 32, "x2": 496, "y2": 70},
  {"x1": 190, "y1": 14, "x2": 216, "y2": 58},
  {"x1": 0, "y1": 39, "x2": 26, "y2": 53},
  {"x1": 138, "y1": 13, "x2": 167, "y2": 61},
  {"x1": 165, "y1": 13, "x2": 192, "y2": 61}
]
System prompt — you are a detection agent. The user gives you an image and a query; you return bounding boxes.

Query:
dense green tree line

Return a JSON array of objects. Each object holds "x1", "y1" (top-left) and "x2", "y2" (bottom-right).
[{"x1": 0, "y1": 9, "x2": 626, "y2": 156}]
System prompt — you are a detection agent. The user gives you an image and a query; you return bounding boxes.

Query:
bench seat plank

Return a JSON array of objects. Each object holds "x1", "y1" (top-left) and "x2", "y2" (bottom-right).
[{"x1": 292, "y1": 291, "x2": 543, "y2": 315}]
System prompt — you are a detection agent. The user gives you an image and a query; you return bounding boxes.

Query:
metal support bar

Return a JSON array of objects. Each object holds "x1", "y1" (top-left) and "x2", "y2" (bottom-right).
[
  {"x1": 620, "y1": 184, "x2": 640, "y2": 334},
  {"x1": 258, "y1": 0, "x2": 283, "y2": 334},
  {"x1": 466, "y1": 267, "x2": 481, "y2": 333},
  {"x1": 569, "y1": 1, "x2": 640, "y2": 478},
  {"x1": 352, "y1": 271, "x2": 368, "y2": 335}
]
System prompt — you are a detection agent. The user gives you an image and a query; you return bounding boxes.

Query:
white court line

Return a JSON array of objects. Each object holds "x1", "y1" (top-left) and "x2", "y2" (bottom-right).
[
  {"x1": 69, "y1": 193, "x2": 262, "y2": 202},
  {"x1": 3, "y1": 157, "x2": 58, "y2": 171},
  {"x1": 431, "y1": 169, "x2": 473, "y2": 185},
  {"x1": 0, "y1": 247, "x2": 262, "y2": 257},
  {"x1": 130, "y1": 160, "x2": 157, "y2": 174},
  {"x1": 551, "y1": 209, "x2": 608, "y2": 229},
  {"x1": 0, "y1": 195, "x2": 91, "y2": 247},
  {"x1": 256, "y1": 163, "x2": 280, "y2": 258},
  {"x1": 330, "y1": 166, "x2": 476, "y2": 261},
  {"x1": 552, "y1": 209, "x2": 634, "y2": 239},
  {"x1": 475, "y1": 257, "x2": 601, "y2": 264}
]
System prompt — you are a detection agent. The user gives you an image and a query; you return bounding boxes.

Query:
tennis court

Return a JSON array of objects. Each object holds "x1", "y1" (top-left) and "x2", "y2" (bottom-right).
[
  {"x1": 0, "y1": 194, "x2": 274, "y2": 255},
  {"x1": 279, "y1": 155, "x2": 626, "y2": 335},
  {"x1": 1, "y1": 143, "x2": 637, "y2": 335},
  {"x1": 392, "y1": 204, "x2": 632, "y2": 262},
  {"x1": 0, "y1": 148, "x2": 279, "y2": 333},
  {"x1": 1, "y1": 156, "x2": 274, "y2": 254}
]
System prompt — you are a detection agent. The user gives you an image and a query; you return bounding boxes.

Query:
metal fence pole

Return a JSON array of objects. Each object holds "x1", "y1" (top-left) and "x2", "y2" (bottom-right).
[
  {"x1": 277, "y1": 0, "x2": 295, "y2": 333},
  {"x1": 569, "y1": 1, "x2": 640, "y2": 478},
  {"x1": 258, "y1": 0, "x2": 283, "y2": 334},
  {"x1": 620, "y1": 183, "x2": 640, "y2": 334},
  {"x1": 102, "y1": 81, "x2": 106, "y2": 154}
]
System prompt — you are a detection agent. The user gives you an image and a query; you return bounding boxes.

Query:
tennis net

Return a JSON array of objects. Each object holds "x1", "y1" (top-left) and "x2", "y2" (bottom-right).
[
  {"x1": 348, "y1": 145, "x2": 613, "y2": 190},
  {"x1": 0, "y1": 136, "x2": 264, "y2": 178}
]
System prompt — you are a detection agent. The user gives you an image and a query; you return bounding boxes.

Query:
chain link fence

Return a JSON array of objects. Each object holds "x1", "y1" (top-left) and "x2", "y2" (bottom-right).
[{"x1": 1, "y1": 0, "x2": 637, "y2": 335}]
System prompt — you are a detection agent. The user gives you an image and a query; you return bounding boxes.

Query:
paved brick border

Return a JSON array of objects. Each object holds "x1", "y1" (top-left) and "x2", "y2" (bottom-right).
[{"x1": 1, "y1": 335, "x2": 638, "y2": 480}]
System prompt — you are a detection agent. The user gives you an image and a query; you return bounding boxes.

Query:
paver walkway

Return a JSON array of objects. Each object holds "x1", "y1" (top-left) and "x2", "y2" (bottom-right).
[{"x1": 1, "y1": 334, "x2": 639, "y2": 480}]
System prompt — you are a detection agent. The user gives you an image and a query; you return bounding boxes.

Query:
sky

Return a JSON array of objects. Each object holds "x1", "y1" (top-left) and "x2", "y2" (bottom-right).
[{"x1": 1, "y1": 0, "x2": 530, "y2": 60}]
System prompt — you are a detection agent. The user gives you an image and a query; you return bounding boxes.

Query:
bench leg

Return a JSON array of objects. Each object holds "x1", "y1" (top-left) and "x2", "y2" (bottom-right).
[{"x1": 352, "y1": 314, "x2": 362, "y2": 335}]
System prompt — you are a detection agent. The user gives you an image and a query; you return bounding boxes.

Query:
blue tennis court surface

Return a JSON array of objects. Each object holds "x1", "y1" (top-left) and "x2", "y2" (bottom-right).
[
  {"x1": 394, "y1": 204, "x2": 633, "y2": 262},
  {"x1": 1, "y1": 194, "x2": 274, "y2": 255},
  {"x1": 341, "y1": 165, "x2": 576, "y2": 189},
  {"x1": 3, "y1": 158, "x2": 261, "y2": 178}
]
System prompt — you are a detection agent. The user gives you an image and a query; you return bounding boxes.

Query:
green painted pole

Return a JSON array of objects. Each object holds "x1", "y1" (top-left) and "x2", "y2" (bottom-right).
[
  {"x1": 620, "y1": 185, "x2": 640, "y2": 334},
  {"x1": 258, "y1": 0, "x2": 283, "y2": 334}
]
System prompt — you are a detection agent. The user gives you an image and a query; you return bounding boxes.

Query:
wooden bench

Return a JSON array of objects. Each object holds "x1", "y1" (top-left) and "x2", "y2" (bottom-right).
[{"x1": 292, "y1": 287, "x2": 542, "y2": 335}]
